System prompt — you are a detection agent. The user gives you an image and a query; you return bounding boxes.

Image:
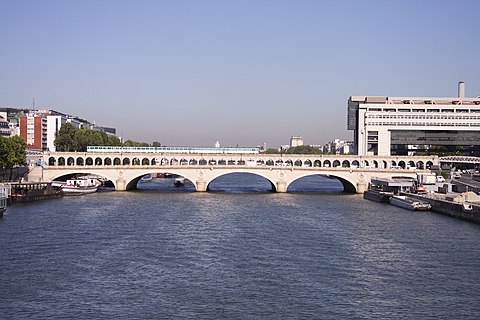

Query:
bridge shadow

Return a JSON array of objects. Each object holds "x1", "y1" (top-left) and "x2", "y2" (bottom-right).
[
  {"x1": 208, "y1": 173, "x2": 274, "y2": 193},
  {"x1": 287, "y1": 175, "x2": 345, "y2": 193},
  {"x1": 208, "y1": 173, "x2": 346, "y2": 194},
  {"x1": 136, "y1": 175, "x2": 196, "y2": 192}
]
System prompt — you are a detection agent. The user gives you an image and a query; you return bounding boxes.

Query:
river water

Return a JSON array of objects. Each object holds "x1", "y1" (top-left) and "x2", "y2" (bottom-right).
[{"x1": 1, "y1": 174, "x2": 480, "y2": 319}]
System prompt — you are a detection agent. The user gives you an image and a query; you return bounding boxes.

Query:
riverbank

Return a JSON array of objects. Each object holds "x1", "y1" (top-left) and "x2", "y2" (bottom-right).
[{"x1": 399, "y1": 192, "x2": 480, "y2": 224}]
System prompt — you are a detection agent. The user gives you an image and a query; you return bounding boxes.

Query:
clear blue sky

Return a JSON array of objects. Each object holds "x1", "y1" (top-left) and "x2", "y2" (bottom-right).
[{"x1": 1, "y1": 0, "x2": 479, "y2": 147}]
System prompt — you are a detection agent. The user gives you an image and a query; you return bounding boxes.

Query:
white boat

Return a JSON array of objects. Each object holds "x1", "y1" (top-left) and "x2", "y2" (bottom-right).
[
  {"x1": 61, "y1": 178, "x2": 98, "y2": 195},
  {"x1": 389, "y1": 195, "x2": 431, "y2": 211},
  {"x1": 174, "y1": 177, "x2": 185, "y2": 186},
  {"x1": 139, "y1": 174, "x2": 153, "y2": 183}
]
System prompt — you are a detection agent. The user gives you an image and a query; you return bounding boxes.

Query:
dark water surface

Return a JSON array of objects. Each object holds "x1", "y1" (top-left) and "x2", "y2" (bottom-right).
[{"x1": 1, "y1": 175, "x2": 480, "y2": 319}]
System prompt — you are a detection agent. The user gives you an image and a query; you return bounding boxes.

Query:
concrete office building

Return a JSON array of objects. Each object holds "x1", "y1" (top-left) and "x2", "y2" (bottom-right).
[
  {"x1": 348, "y1": 82, "x2": 480, "y2": 156},
  {"x1": 290, "y1": 136, "x2": 304, "y2": 147}
]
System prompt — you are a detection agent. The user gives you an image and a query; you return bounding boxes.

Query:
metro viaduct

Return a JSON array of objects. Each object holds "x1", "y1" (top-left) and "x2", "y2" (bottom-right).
[{"x1": 29, "y1": 152, "x2": 439, "y2": 194}]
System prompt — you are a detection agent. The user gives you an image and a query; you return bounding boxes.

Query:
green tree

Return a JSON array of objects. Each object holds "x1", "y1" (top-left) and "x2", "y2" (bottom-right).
[
  {"x1": 123, "y1": 140, "x2": 149, "y2": 147},
  {"x1": 261, "y1": 148, "x2": 280, "y2": 154},
  {"x1": 54, "y1": 123, "x2": 77, "y2": 151},
  {"x1": 0, "y1": 135, "x2": 26, "y2": 180},
  {"x1": 151, "y1": 141, "x2": 162, "y2": 147},
  {"x1": 54, "y1": 123, "x2": 125, "y2": 151},
  {"x1": 107, "y1": 134, "x2": 122, "y2": 146},
  {"x1": 286, "y1": 145, "x2": 323, "y2": 154}
]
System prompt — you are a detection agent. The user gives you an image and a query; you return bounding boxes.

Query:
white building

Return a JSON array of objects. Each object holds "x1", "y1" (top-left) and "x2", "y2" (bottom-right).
[
  {"x1": 290, "y1": 136, "x2": 304, "y2": 147},
  {"x1": 348, "y1": 82, "x2": 480, "y2": 156},
  {"x1": 323, "y1": 139, "x2": 353, "y2": 155}
]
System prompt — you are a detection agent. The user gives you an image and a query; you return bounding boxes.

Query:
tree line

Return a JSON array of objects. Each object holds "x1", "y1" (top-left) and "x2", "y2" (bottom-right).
[
  {"x1": 261, "y1": 145, "x2": 323, "y2": 154},
  {"x1": 54, "y1": 123, "x2": 161, "y2": 152}
]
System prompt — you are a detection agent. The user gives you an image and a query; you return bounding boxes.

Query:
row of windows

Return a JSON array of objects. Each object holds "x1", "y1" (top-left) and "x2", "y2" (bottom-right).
[
  {"x1": 48, "y1": 156, "x2": 432, "y2": 169},
  {"x1": 367, "y1": 108, "x2": 480, "y2": 113},
  {"x1": 367, "y1": 122, "x2": 480, "y2": 127},
  {"x1": 367, "y1": 114, "x2": 480, "y2": 120}
]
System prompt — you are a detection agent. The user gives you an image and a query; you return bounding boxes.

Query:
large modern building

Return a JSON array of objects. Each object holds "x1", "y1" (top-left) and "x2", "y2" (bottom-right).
[{"x1": 348, "y1": 82, "x2": 480, "y2": 156}]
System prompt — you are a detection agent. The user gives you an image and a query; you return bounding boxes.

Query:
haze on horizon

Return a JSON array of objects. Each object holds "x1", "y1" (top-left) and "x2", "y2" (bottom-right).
[{"x1": 1, "y1": 0, "x2": 479, "y2": 148}]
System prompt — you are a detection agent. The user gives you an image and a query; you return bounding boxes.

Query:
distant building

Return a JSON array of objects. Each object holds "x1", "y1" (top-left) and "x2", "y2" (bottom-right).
[
  {"x1": 348, "y1": 81, "x2": 480, "y2": 156},
  {"x1": 0, "y1": 116, "x2": 11, "y2": 137},
  {"x1": 290, "y1": 136, "x2": 304, "y2": 147},
  {"x1": 4, "y1": 107, "x2": 118, "y2": 151},
  {"x1": 323, "y1": 139, "x2": 353, "y2": 155}
]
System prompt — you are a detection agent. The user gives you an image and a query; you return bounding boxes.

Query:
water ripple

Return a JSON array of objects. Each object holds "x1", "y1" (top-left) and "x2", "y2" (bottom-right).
[{"x1": 1, "y1": 189, "x2": 480, "y2": 319}]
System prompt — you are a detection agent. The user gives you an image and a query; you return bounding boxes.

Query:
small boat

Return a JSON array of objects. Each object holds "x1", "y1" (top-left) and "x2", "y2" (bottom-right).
[
  {"x1": 389, "y1": 195, "x2": 431, "y2": 211},
  {"x1": 139, "y1": 174, "x2": 153, "y2": 183},
  {"x1": 61, "y1": 178, "x2": 98, "y2": 195},
  {"x1": 174, "y1": 177, "x2": 185, "y2": 186}
]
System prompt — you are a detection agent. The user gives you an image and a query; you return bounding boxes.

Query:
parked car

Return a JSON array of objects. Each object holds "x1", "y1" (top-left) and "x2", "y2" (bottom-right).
[{"x1": 436, "y1": 176, "x2": 446, "y2": 183}]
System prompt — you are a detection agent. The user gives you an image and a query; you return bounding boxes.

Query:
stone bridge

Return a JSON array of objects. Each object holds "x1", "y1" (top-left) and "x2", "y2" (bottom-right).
[{"x1": 31, "y1": 152, "x2": 439, "y2": 193}]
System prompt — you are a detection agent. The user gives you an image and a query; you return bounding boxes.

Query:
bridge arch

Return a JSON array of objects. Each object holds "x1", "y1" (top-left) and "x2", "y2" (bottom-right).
[
  {"x1": 49, "y1": 169, "x2": 118, "y2": 189},
  {"x1": 124, "y1": 169, "x2": 198, "y2": 191},
  {"x1": 286, "y1": 172, "x2": 357, "y2": 193},
  {"x1": 416, "y1": 161, "x2": 424, "y2": 169},
  {"x1": 205, "y1": 170, "x2": 277, "y2": 192}
]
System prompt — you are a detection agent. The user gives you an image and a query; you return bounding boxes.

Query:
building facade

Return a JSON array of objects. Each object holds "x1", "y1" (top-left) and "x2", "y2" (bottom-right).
[
  {"x1": 5, "y1": 107, "x2": 118, "y2": 151},
  {"x1": 19, "y1": 114, "x2": 47, "y2": 149},
  {"x1": 0, "y1": 116, "x2": 10, "y2": 137},
  {"x1": 290, "y1": 136, "x2": 304, "y2": 147},
  {"x1": 348, "y1": 82, "x2": 480, "y2": 156}
]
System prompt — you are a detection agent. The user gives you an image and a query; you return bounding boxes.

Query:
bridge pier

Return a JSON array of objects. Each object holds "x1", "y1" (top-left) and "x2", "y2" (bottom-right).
[
  {"x1": 276, "y1": 181, "x2": 287, "y2": 193},
  {"x1": 116, "y1": 178, "x2": 127, "y2": 191},
  {"x1": 356, "y1": 181, "x2": 368, "y2": 194},
  {"x1": 196, "y1": 180, "x2": 207, "y2": 192}
]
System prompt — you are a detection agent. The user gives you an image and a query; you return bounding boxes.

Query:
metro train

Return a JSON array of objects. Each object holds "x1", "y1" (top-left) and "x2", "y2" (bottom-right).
[{"x1": 86, "y1": 146, "x2": 260, "y2": 154}]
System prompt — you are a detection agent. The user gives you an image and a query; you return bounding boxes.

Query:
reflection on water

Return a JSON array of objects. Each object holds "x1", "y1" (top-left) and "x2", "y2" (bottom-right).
[
  {"x1": 1, "y1": 174, "x2": 480, "y2": 319},
  {"x1": 137, "y1": 173, "x2": 344, "y2": 193}
]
